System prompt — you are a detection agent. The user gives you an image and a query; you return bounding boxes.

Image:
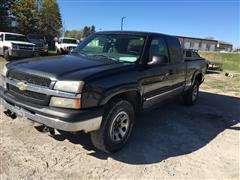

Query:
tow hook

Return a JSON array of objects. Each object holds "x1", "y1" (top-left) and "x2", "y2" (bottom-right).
[
  {"x1": 4, "y1": 110, "x2": 17, "y2": 119},
  {"x1": 36, "y1": 124, "x2": 55, "y2": 135},
  {"x1": 48, "y1": 127, "x2": 55, "y2": 136}
]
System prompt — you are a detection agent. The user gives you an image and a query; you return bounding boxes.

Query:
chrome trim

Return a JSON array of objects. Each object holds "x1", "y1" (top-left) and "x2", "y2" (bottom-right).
[
  {"x1": 2, "y1": 76, "x2": 81, "y2": 99},
  {"x1": 145, "y1": 86, "x2": 184, "y2": 101},
  {"x1": 0, "y1": 98, "x2": 102, "y2": 132}
]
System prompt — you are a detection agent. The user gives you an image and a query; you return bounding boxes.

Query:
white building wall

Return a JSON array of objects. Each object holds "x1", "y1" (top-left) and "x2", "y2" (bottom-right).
[{"x1": 209, "y1": 44, "x2": 215, "y2": 51}]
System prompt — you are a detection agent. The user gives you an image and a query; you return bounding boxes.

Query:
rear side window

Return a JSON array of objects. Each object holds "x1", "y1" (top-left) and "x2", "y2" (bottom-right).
[
  {"x1": 149, "y1": 37, "x2": 169, "y2": 61},
  {"x1": 193, "y1": 52, "x2": 200, "y2": 58},
  {"x1": 166, "y1": 37, "x2": 183, "y2": 63},
  {"x1": 185, "y1": 50, "x2": 192, "y2": 57}
]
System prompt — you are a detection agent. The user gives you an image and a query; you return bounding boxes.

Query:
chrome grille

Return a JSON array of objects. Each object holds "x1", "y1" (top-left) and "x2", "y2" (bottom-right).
[
  {"x1": 8, "y1": 70, "x2": 51, "y2": 87},
  {"x1": 7, "y1": 70, "x2": 51, "y2": 105},
  {"x1": 18, "y1": 44, "x2": 34, "y2": 50}
]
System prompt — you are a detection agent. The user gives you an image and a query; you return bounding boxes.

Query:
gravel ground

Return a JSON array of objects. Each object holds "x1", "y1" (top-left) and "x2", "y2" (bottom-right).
[{"x1": 0, "y1": 57, "x2": 239, "y2": 179}]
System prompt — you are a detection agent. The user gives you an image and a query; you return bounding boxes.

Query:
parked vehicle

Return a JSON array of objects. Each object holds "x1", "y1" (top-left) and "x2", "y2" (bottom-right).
[
  {"x1": 0, "y1": 31, "x2": 207, "y2": 153},
  {"x1": 183, "y1": 49, "x2": 209, "y2": 70},
  {"x1": 183, "y1": 49, "x2": 205, "y2": 60},
  {"x1": 27, "y1": 34, "x2": 48, "y2": 55},
  {"x1": 183, "y1": 49, "x2": 222, "y2": 71},
  {"x1": 55, "y1": 37, "x2": 78, "y2": 54},
  {"x1": 0, "y1": 32, "x2": 37, "y2": 61}
]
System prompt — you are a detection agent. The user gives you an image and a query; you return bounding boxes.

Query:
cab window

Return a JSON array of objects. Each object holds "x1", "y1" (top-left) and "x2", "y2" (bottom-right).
[
  {"x1": 193, "y1": 52, "x2": 200, "y2": 58},
  {"x1": 185, "y1": 50, "x2": 192, "y2": 57},
  {"x1": 149, "y1": 37, "x2": 169, "y2": 62},
  {"x1": 166, "y1": 37, "x2": 183, "y2": 63}
]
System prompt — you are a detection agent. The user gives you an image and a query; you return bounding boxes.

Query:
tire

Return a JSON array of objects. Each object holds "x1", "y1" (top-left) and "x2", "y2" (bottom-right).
[
  {"x1": 182, "y1": 80, "x2": 200, "y2": 105},
  {"x1": 3, "y1": 49, "x2": 11, "y2": 61},
  {"x1": 90, "y1": 99, "x2": 135, "y2": 153}
]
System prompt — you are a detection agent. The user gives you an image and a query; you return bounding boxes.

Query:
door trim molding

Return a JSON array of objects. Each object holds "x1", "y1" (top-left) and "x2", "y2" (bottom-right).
[{"x1": 145, "y1": 85, "x2": 184, "y2": 101}]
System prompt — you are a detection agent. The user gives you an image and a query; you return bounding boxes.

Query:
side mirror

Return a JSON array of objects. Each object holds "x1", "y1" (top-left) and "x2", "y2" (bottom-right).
[{"x1": 148, "y1": 55, "x2": 168, "y2": 65}]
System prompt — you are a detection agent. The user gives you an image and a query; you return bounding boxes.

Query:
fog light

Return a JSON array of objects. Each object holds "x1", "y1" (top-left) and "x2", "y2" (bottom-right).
[{"x1": 50, "y1": 97, "x2": 81, "y2": 109}]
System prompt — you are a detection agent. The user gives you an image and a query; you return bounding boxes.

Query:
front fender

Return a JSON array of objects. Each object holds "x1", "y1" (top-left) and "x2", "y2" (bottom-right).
[{"x1": 99, "y1": 84, "x2": 142, "y2": 106}]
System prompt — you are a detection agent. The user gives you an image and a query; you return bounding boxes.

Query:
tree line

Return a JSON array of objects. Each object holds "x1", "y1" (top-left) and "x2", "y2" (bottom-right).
[
  {"x1": 0, "y1": 0, "x2": 96, "y2": 43},
  {"x1": 0, "y1": 0, "x2": 62, "y2": 42},
  {"x1": 64, "y1": 25, "x2": 96, "y2": 40}
]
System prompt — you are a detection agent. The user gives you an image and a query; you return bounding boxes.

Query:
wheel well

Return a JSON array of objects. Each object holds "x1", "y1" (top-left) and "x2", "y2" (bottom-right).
[
  {"x1": 107, "y1": 91, "x2": 142, "y2": 113},
  {"x1": 195, "y1": 73, "x2": 203, "y2": 84}
]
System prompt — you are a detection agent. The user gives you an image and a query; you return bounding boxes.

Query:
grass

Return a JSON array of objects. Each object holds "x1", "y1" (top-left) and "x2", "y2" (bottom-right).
[
  {"x1": 201, "y1": 73, "x2": 240, "y2": 97},
  {"x1": 199, "y1": 51, "x2": 240, "y2": 72},
  {"x1": 195, "y1": 51, "x2": 240, "y2": 96}
]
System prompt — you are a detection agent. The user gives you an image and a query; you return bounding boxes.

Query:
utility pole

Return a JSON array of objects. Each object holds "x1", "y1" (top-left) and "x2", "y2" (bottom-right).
[{"x1": 121, "y1": 16, "x2": 126, "y2": 31}]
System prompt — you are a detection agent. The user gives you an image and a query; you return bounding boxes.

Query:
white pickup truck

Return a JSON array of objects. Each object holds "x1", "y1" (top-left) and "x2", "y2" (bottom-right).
[
  {"x1": 0, "y1": 32, "x2": 36, "y2": 61},
  {"x1": 55, "y1": 37, "x2": 78, "y2": 54}
]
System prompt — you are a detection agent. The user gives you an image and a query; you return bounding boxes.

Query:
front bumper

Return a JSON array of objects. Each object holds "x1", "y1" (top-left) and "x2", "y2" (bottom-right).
[
  {"x1": 37, "y1": 47, "x2": 48, "y2": 53},
  {"x1": 10, "y1": 49, "x2": 36, "y2": 58},
  {"x1": 0, "y1": 87, "x2": 103, "y2": 132}
]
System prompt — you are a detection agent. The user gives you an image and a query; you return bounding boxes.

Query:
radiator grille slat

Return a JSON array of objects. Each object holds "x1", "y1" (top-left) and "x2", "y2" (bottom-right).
[
  {"x1": 8, "y1": 70, "x2": 51, "y2": 87},
  {"x1": 7, "y1": 70, "x2": 51, "y2": 105}
]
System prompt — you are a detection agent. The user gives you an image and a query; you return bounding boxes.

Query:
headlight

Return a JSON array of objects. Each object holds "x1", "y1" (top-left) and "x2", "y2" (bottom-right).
[
  {"x1": 2, "y1": 64, "x2": 8, "y2": 77},
  {"x1": 54, "y1": 81, "x2": 84, "y2": 93},
  {"x1": 12, "y1": 44, "x2": 19, "y2": 50},
  {"x1": 50, "y1": 97, "x2": 81, "y2": 109}
]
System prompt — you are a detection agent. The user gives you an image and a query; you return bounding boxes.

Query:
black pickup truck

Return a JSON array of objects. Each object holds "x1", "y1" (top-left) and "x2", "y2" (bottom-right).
[{"x1": 0, "y1": 31, "x2": 207, "y2": 153}]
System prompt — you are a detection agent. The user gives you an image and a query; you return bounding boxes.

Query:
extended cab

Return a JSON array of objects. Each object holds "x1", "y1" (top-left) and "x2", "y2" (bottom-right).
[
  {"x1": 0, "y1": 31, "x2": 207, "y2": 153},
  {"x1": 55, "y1": 37, "x2": 79, "y2": 54},
  {"x1": 0, "y1": 32, "x2": 37, "y2": 61}
]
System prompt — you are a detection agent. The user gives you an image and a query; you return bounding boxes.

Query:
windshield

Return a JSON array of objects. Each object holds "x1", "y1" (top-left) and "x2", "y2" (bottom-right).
[
  {"x1": 27, "y1": 35, "x2": 46, "y2": 42},
  {"x1": 5, "y1": 34, "x2": 29, "y2": 42},
  {"x1": 72, "y1": 34, "x2": 146, "y2": 63},
  {"x1": 62, "y1": 39, "x2": 78, "y2": 44}
]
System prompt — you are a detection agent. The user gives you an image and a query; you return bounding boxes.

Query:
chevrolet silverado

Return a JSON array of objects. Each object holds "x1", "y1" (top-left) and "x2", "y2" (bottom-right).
[{"x1": 0, "y1": 31, "x2": 207, "y2": 153}]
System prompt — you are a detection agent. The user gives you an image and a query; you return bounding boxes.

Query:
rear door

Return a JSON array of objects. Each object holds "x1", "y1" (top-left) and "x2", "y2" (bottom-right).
[{"x1": 165, "y1": 36, "x2": 186, "y2": 91}]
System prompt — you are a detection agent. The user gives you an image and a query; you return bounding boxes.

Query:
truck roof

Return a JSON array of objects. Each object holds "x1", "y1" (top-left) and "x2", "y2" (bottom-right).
[
  {"x1": 0, "y1": 32, "x2": 25, "y2": 36},
  {"x1": 96, "y1": 31, "x2": 175, "y2": 38}
]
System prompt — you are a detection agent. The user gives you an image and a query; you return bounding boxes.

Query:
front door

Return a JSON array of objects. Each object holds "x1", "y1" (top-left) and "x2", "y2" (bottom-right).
[{"x1": 142, "y1": 36, "x2": 174, "y2": 108}]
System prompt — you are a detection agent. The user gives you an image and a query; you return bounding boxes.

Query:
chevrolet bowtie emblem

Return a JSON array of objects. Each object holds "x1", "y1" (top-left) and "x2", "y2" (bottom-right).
[{"x1": 16, "y1": 82, "x2": 28, "y2": 91}]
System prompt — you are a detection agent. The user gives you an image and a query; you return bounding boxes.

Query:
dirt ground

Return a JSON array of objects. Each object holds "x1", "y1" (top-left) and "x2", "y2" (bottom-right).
[{"x1": 0, "y1": 57, "x2": 239, "y2": 179}]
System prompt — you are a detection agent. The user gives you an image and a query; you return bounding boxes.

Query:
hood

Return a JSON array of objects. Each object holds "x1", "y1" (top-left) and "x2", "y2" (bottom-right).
[
  {"x1": 9, "y1": 41, "x2": 35, "y2": 46},
  {"x1": 29, "y1": 39, "x2": 46, "y2": 45},
  {"x1": 8, "y1": 54, "x2": 130, "y2": 81},
  {"x1": 63, "y1": 43, "x2": 78, "y2": 47}
]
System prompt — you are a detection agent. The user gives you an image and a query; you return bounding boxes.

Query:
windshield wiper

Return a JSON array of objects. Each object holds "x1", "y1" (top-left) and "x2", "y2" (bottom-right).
[
  {"x1": 71, "y1": 51, "x2": 86, "y2": 57},
  {"x1": 91, "y1": 54, "x2": 118, "y2": 61}
]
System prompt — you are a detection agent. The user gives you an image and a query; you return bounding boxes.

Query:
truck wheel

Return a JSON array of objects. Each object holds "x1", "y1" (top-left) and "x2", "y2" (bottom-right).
[
  {"x1": 90, "y1": 99, "x2": 135, "y2": 153},
  {"x1": 183, "y1": 80, "x2": 200, "y2": 105},
  {"x1": 4, "y1": 49, "x2": 11, "y2": 61}
]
